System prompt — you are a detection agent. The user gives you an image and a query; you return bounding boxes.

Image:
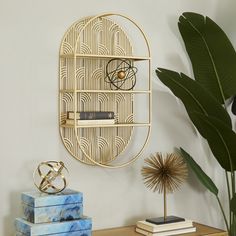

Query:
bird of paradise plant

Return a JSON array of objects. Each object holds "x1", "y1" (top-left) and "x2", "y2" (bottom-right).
[{"x1": 156, "y1": 12, "x2": 236, "y2": 236}]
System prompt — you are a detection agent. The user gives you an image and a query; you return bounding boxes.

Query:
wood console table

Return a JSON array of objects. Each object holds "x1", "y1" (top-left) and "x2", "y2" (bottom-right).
[{"x1": 93, "y1": 222, "x2": 227, "y2": 236}]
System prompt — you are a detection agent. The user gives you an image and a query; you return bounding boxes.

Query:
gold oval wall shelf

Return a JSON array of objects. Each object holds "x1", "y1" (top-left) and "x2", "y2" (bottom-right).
[{"x1": 59, "y1": 13, "x2": 151, "y2": 168}]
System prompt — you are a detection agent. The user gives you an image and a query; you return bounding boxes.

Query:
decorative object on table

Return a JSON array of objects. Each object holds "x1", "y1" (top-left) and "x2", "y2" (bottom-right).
[
  {"x1": 135, "y1": 216, "x2": 196, "y2": 236},
  {"x1": 33, "y1": 161, "x2": 69, "y2": 194},
  {"x1": 15, "y1": 217, "x2": 92, "y2": 236},
  {"x1": 21, "y1": 189, "x2": 83, "y2": 223},
  {"x1": 59, "y1": 13, "x2": 151, "y2": 168},
  {"x1": 136, "y1": 219, "x2": 193, "y2": 233},
  {"x1": 15, "y1": 188, "x2": 92, "y2": 235},
  {"x1": 156, "y1": 12, "x2": 236, "y2": 235},
  {"x1": 141, "y1": 152, "x2": 187, "y2": 224},
  {"x1": 136, "y1": 225, "x2": 196, "y2": 236},
  {"x1": 105, "y1": 58, "x2": 138, "y2": 90}
]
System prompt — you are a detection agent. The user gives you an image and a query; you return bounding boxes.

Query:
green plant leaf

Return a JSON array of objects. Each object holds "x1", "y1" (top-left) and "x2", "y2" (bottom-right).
[
  {"x1": 190, "y1": 112, "x2": 236, "y2": 171},
  {"x1": 178, "y1": 12, "x2": 236, "y2": 104},
  {"x1": 230, "y1": 194, "x2": 236, "y2": 215},
  {"x1": 179, "y1": 148, "x2": 218, "y2": 196},
  {"x1": 156, "y1": 68, "x2": 232, "y2": 128}
]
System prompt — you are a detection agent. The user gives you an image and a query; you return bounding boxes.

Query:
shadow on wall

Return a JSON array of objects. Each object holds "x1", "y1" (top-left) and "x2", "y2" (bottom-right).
[
  {"x1": 4, "y1": 190, "x2": 21, "y2": 236},
  {"x1": 166, "y1": 13, "x2": 193, "y2": 76},
  {"x1": 152, "y1": 89, "x2": 197, "y2": 145},
  {"x1": 215, "y1": 0, "x2": 236, "y2": 39}
]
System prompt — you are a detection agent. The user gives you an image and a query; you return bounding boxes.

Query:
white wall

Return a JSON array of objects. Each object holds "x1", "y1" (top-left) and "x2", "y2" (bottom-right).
[{"x1": 0, "y1": 0, "x2": 235, "y2": 235}]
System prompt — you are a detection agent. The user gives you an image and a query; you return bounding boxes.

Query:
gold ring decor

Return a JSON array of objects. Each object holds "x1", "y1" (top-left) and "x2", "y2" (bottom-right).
[{"x1": 33, "y1": 161, "x2": 69, "y2": 194}]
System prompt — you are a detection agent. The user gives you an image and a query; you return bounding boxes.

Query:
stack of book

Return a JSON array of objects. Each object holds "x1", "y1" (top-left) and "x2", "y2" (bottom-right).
[
  {"x1": 136, "y1": 218, "x2": 196, "y2": 236},
  {"x1": 65, "y1": 111, "x2": 115, "y2": 125}
]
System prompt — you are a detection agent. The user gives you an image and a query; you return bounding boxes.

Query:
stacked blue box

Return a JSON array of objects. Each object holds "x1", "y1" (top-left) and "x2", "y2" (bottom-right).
[
  {"x1": 15, "y1": 217, "x2": 92, "y2": 236},
  {"x1": 21, "y1": 189, "x2": 83, "y2": 223},
  {"x1": 15, "y1": 189, "x2": 92, "y2": 236}
]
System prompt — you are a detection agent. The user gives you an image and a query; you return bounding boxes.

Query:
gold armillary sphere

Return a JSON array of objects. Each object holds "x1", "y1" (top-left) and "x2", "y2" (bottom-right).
[{"x1": 33, "y1": 161, "x2": 69, "y2": 194}]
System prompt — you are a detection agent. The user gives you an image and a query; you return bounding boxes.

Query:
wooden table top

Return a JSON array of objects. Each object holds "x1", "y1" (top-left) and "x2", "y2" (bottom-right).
[{"x1": 93, "y1": 222, "x2": 227, "y2": 236}]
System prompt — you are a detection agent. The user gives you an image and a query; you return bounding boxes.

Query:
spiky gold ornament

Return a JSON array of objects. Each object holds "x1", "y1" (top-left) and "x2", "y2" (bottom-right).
[{"x1": 141, "y1": 152, "x2": 188, "y2": 221}]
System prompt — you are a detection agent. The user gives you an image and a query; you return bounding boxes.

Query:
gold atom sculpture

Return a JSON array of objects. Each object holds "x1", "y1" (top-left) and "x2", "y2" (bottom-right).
[{"x1": 33, "y1": 161, "x2": 69, "y2": 194}]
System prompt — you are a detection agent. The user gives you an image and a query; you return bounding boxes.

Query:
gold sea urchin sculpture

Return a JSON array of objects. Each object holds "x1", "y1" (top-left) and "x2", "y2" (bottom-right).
[{"x1": 141, "y1": 153, "x2": 187, "y2": 223}]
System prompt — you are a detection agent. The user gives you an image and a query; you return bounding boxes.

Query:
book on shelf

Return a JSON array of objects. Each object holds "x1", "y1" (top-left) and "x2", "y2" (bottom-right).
[
  {"x1": 67, "y1": 111, "x2": 114, "y2": 120},
  {"x1": 136, "y1": 219, "x2": 193, "y2": 233},
  {"x1": 135, "y1": 226, "x2": 196, "y2": 236},
  {"x1": 65, "y1": 119, "x2": 115, "y2": 125}
]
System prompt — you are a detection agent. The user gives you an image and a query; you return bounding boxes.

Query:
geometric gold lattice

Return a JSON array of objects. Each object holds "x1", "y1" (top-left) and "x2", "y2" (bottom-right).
[{"x1": 59, "y1": 13, "x2": 151, "y2": 168}]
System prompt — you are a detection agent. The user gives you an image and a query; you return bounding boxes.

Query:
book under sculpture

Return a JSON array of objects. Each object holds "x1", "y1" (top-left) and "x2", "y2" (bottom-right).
[
  {"x1": 67, "y1": 111, "x2": 114, "y2": 120},
  {"x1": 65, "y1": 119, "x2": 115, "y2": 125},
  {"x1": 135, "y1": 226, "x2": 196, "y2": 236},
  {"x1": 136, "y1": 219, "x2": 193, "y2": 233}
]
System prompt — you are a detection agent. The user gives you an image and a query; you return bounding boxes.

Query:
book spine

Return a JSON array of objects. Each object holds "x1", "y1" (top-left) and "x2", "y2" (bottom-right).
[
  {"x1": 68, "y1": 112, "x2": 114, "y2": 120},
  {"x1": 65, "y1": 119, "x2": 115, "y2": 125}
]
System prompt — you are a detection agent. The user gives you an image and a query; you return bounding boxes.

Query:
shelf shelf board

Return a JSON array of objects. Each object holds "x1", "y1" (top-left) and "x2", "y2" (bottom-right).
[
  {"x1": 60, "y1": 89, "x2": 150, "y2": 94},
  {"x1": 60, "y1": 123, "x2": 150, "y2": 128},
  {"x1": 60, "y1": 53, "x2": 150, "y2": 61}
]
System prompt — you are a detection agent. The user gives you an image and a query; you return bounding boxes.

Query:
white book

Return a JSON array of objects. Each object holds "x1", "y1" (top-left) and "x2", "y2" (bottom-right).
[
  {"x1": 136, "y1": 219, "x2": 193, "y2": 233},
  {"x1": 135, "y1": 226, "x2": 196, "y2": 236},
  {"x1": 65, "y1": 119, "x2": 115, "y2": 125}
]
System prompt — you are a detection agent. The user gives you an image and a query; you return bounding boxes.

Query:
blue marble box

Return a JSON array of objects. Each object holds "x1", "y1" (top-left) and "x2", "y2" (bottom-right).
[
  {"x1": 15, "y1": 217, "x2": 92, "y2": 236},
  {"x1": 22, "y1": 189, "x2": 83, "y2": 223},
  {"x1": 16, "y1": 230, "x2": 91, "y2": 236}
]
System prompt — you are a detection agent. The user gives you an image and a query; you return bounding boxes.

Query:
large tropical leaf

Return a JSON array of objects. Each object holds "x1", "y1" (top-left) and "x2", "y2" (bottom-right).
[
  {"x1": 178, "y1": 12, "x2": 236, "y2": 104},
  {"x1": 179, "y1": 148, "x2": 218, "y2": 195},
  {"x1": 190, "y1": 112, "x2": 236, "y2": 171},
  {"x1": 156, "y1": 68, "x2": 232, "y2": 128}
]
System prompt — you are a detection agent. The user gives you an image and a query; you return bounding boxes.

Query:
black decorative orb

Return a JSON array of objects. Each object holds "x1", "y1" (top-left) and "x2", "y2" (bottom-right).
[{"x1": 105, "y1": 58, "x2": 138, "y2": 90}]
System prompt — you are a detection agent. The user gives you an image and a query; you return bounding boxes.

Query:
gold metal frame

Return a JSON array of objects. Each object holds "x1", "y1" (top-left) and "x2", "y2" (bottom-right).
[{"x1": 59, "y1": 13, "x2": 152, "y2": 168}]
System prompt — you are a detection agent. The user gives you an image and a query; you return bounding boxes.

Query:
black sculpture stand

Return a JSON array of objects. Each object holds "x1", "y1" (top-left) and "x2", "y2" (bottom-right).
[{"x1": 146, "y1": 216, "x2": 185, "y2": 225}]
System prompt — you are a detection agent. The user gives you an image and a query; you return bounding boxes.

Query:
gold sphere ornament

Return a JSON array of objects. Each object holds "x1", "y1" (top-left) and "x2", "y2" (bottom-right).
[
  {"x1": 33, "y1": 161, "x2": 69, "y2": 194},
  {"x1": 141, "y1": 152, "x2": 187, "y2": 223},
  {"x1": 117, "y1": 70, "x2": 126, "y2": 79}
]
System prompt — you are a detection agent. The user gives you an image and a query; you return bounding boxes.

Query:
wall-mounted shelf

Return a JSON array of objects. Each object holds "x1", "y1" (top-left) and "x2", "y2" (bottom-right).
[
  {"x1": 60, "y1": 90, "x2": 151, "y2": 94},
  {"x1": 61, "y1": 123, "x2": 151, "y2": 128},
  {"x1": 60, "y1": 53, "x2": 150, "y2": 61},
  {"x1": 59, "y1": 13, "x2": 151, "y2": 168}
]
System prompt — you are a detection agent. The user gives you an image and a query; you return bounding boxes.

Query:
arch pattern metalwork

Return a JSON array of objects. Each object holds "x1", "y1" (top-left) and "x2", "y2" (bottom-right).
[{"x1": 59, "y1": 13, "x2": 151, "y2": 168}]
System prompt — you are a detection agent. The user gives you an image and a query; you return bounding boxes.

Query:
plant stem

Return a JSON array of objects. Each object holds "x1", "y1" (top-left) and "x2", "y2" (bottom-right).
[
  {"x1": 229, "y1": 171, "x2": 235, "y2": 236},
  {"x1": 232, "y1": 171, "x2": 235, "y2": 236},
  {"x1": 222, "y1": 105, "x2": 234, "y2": 235},
  {"x1": 232, "y1": 172, "x2": 235, "y2": 195},
  {"x1": 226, "y1": 171, "x2": 232, "y2": 231},
  {"x1": 216, "y1": 195, "x2": 230, "y2": 233}
]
